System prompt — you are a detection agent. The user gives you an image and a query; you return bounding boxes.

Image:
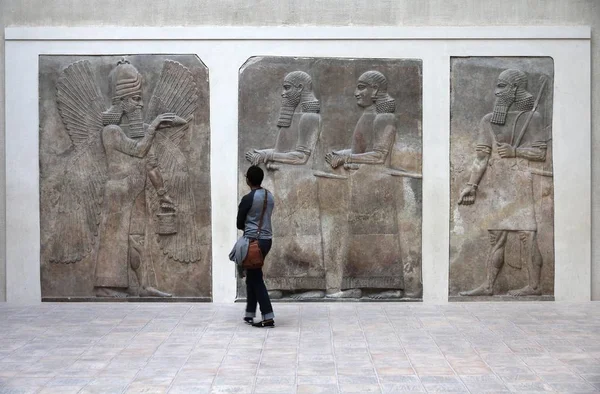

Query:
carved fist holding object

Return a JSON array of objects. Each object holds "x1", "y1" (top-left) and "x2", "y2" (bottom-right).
[
  {"x1": 496, "y1": 142, "x2": 516, "y2": 158},
  {"x1": 156, "y1": 187, "x2": 176, "y2": 212},
  {"x1": 458, "y1": 184, "x2": 477, "y2": 205}
]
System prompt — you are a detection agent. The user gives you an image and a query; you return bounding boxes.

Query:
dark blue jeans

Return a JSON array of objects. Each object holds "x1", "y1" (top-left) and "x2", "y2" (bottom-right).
[{"x1": 245, "y1": 239, "x2": 274, "y2": 320}]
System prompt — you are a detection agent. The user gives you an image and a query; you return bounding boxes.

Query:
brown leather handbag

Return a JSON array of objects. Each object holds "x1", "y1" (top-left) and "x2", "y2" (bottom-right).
[{"x1": 242, "y1": 189, "x2": 268, "y2": 270}]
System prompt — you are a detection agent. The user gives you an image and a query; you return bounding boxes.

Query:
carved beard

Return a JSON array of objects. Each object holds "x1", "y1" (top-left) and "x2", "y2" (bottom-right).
[
  {"x1": 490, "y1": 88, "x2": 516, "y2": 125},
  {"x1": 277, "y1": 94, "x2": 301, "y2": 128},
  {"x1": 124, "y1": 108, "x2": 144, "y2": 138}
]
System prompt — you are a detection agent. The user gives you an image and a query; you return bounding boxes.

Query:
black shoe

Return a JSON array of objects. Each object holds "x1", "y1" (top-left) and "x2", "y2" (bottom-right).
[
  {"x1": 243, "y1": 317, "x2": 254, "y2": 325},
  {"x1": 252, "y1": 319, "x2": 274, "y2": 328}
]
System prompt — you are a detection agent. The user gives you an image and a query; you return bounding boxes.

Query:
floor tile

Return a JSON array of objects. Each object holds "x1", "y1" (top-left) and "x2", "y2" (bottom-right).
[{"x1": 0, "y1": 302, "x2": 598, "y2": 394}]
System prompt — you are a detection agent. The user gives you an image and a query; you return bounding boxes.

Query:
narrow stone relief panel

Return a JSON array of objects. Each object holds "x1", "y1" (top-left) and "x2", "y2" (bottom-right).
[
  {"x1": 450, "y1": 57, "x2": 554, "y2": 300},
  {"x1": 239, "y1": 56, "x2": 422, "y2": 301},
  {"x1": 39, "y1": 55, "x2": 211, "y2": 300}
]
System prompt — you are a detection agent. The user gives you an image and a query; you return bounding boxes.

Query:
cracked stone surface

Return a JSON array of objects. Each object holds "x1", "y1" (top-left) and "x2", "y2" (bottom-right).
[
  {"x1": 39, "y1": 55, "x2": 212, "y2": 299},
  {"x1": 450, "y1": 57, "x2": 555, "y2": 299},
  {"x1": 238, "y1": 56, "x2": 423, "y2": 301}
]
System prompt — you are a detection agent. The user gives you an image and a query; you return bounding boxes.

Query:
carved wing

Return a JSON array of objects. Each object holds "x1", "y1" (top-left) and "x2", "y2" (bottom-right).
[
  {"x1": 57, "y1": 61, "x2": 106, "y2": 147},
  {"x1": 49, "y1": 60, "x2": 107, "y2": 263},
  {"x1": 145, "y1": 60, "x2": 198, "y2": 126},
  {"x1": 149, "y1": 134, "x2": 202, "y2": 263},
  {"x1": 146, "y1": 60, "x2": 202, "y2": 263}
]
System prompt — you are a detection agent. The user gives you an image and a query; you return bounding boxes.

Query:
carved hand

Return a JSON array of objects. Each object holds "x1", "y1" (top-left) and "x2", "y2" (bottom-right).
[
  {"x1": 245, "y1": 151, "x2": 258, "y2": 164},
  {"x1": 325, "y1": 152, "x2": 347, "y2": 169},
  {"x1": 149, "y1": 113, "x2": 177, "y2": 132},
  {"x1": 497, "y1": 142, "x2": 516, "y2": 158},
  {"x1": 245, "y1": 150, "x2": 266, "y2": 166},
  {"x1": 458, "y1": 185, "x2": 477, "y2": 205}
]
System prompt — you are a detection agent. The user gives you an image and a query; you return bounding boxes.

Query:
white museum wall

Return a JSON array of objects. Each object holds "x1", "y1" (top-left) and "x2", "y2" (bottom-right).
[
  {"x1": 3, "y1": 27, "x2": 591, "y2": 304},
  {"x1": 1, "y1": 0, "x2": 598, "y2": 302}
]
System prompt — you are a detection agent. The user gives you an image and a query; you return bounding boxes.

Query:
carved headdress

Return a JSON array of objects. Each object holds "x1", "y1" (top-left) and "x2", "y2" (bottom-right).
[
  {"x1": 358, "y1": 71, "x2": 396, "y2": 114},
  {"x1": 277, "y1": 71, "x2": 320, "y2": 128},
  {"x1": 110, "y1": 59, "x2": 142, "y2": 99},
  {"x1": 491, "y1": 69, "x2": 534, "y2": 125},
  {"x1": 102, "y1": 58, "x2": 145, "y2": 137}
]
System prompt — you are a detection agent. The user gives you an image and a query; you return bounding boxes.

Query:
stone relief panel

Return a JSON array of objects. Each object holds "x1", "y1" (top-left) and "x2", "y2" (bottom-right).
[
  {"x1": 450, "y1": 57, "x2": 554, "y2": 300},
  {"x1": 239, "y1": 56, "x2": 422, "y2": 301},
  {"x1": 39, "y1": 55, "x2": 211, "y2": 300}
]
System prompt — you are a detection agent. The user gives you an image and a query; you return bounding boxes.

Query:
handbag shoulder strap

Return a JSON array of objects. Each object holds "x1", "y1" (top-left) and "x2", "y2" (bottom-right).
[{"x1": 256, "y1": 189, "x2": 268, "y2": 237}]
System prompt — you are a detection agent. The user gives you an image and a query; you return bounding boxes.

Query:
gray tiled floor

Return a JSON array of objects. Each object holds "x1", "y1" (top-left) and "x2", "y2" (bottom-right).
[{"x1": 1, "y1": 302, "x2": 599, "y2": 393}]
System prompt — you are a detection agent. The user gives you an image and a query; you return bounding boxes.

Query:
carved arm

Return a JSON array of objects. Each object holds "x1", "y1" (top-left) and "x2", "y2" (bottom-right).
[
  {"x1": 331, "y1": 149, "x2": 352, "y2": 156},
  {"x1": 121, "y1": 128, "x2": 156, "y2": 158},
  {"x1": 346, "y1": 149, "x2": 388, "y2": 165},
  {"x1": 458, "y1": 146, "x2": 490, "y2": 206},
  {"x1": 516, "y1": 143, "x2": 547, "y2": 162},
  {"x1": 345, "y1": 115, "x2": 395, "y2": 165},
  {"x1": 468, "y1": 146, "x2": 491, "y2": 187},
  {"x1": 104, "y1": 124, "x2": 156, "y2": 158},
  {"x1": 266, "y1": 113, "x2": 320, "y2": 166},
  {"x1": 268, "y1": 150, "x2": 310, "y2": 165}
]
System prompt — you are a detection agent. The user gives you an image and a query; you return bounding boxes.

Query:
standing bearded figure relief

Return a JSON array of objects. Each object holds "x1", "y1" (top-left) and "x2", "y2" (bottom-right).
[
  {"x1": 47, "y1": 58, "x2": 202, "y2": 297},
  {"x1": 325, "y1": 71, "x2": 404, "y2": 299},
  {"x1": 246, "y1": 71, "x2": 321, "y2": 168},
  {"x1": 458, "y1": 69, "x2": 548, "y2": 297},
  {"x1": 245, "y1": 71, "x2": 325, "y2": 300}
]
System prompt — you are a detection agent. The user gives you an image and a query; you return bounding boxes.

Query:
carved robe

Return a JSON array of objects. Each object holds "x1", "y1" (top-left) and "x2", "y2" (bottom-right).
[
  {"x1": 263, "y1": 108, "x2": 324, "y2": 291},
  {"x1": 342, "y1": 111, "x2": 404, "y2": 290},
  {"x1": 94, "y1": 124, "x2": 152, "y2": 288},
  {"x1": 477, "y1": 111, "x2": 545, "y2": 231}
]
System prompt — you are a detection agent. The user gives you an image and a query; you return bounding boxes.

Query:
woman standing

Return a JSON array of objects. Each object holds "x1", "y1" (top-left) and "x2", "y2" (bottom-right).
[{"x1": 236, "y1": 166, "x2": 275, "y2": 327}]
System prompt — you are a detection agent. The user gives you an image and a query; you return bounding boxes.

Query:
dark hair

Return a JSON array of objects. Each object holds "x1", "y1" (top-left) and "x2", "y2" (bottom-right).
[{"x1": 246, "y1": 165, "x2": 264, "y2": 186}]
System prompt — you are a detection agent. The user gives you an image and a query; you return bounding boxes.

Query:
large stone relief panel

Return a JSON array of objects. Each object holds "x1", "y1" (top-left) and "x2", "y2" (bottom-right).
[
  {"x1": 450, "y1": 57, "x2": 554, "y2": 300},
  {"x1": 39, "y1": 55, "x2": 211, "y2": 300},
  {"x1": 239, "y1": 56, "x2": 422, "y2": 301}
]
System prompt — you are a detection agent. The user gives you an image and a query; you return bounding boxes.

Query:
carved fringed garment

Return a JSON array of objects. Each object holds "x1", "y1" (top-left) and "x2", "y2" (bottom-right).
[
  {"x1": 477, "y1": 111, "x2": 545, "y2": 232},
  {"x1": 263, "y1": 110, "x2": 326, "y2": 291},
  {"x1": 94, "y1": 130, "x2": 147, "y2": 288},
  {"x1": 342, "y1": 111, "x2": 404, "y2": 290}
]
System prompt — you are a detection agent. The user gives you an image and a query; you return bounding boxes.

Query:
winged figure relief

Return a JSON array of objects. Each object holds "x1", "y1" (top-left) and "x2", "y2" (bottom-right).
[{"x1": 48, "y1": 58, "x2": 202, "y2": 281}]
